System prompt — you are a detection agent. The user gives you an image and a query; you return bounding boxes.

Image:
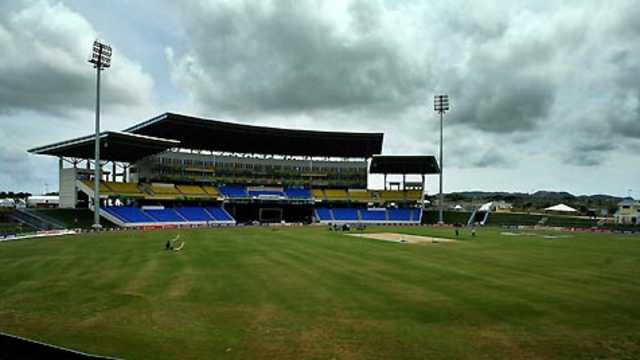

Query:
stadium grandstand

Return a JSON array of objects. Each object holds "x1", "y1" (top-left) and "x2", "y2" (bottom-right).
[{"x1": 28, "y1": 112, "x2": 440, "y2": 228}]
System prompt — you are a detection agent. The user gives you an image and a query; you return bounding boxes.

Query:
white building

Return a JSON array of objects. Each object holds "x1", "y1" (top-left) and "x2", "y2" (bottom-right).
[{"x1": 614, "y1": 199, "x2": 640, "y2": 225}]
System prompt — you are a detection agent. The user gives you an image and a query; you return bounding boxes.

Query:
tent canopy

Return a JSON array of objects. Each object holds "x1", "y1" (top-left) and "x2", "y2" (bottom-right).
[{"x1": 544, "y1": 203, "x2": 578, "y2": 212}]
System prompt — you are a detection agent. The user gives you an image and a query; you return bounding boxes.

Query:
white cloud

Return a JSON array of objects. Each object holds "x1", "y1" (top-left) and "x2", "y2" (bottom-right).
[{"x1": 0, "y1": 0, "x2": 154, "y2": 116}]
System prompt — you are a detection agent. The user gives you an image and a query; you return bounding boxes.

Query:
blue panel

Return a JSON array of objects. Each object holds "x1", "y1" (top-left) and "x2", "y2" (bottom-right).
[
  {"x1": 333, "y1": 208, "x2": 359, "y2": 221},
  {"x1": 361, "y1": 210, "x2": 386, "y2": 221},
  {"x1": 315, "y1": 208, "x2": 333, "y2": 221},
  {"x1": 207, "y1": 207, "x2": 234, "y2": 221},
  {"x1": 104, "y1": 207, "x2": 153, "y2": 223},
  {"x1": 219, "y1": 186, "x2": 248, "y2": 198},
  {"x1": 248, "y1": 190, "x2": 285, "y2": 197},
  {"x1": 285, "y1": 188, "x2": 311, "y2": 199},
  {"x1": 176, "y1": 207, "x2": 213, "y2": 221},
  {"x1": 144, "y1": 209, "x2": 184, "y2": 222},
  {"x1": 388, "y1": 209, "x2": 411, "y2": 221}
]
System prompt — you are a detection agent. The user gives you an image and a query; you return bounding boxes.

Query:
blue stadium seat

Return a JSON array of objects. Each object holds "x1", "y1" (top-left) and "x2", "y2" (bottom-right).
[
  {"x1": 361, "y1": 209, "x2": 386, "y2": 221},
  {"x1": 103, "y1": 206, "x2": 154, "y2": 223},
  {"x1": 144, "y1": 209, "x2": 185, "y2": 222},
  {"x1": 219, "y1": 185, "x2": 248, "y2": 198},
  {"x1": 333, "y1": 208, "x2": 359, "y2": 221},
  {"x1": 248, "y1": 190, "x2": 285, "y2": 198},
  {"x1": 286, "y1": 188, "x2": 311, "y2": 199},
  {"x1": 176, "y1": 207, "x2": 214, "y2": 221},
  {"x1": 315, "y1": 207, "x2": 333, "y2": 221},
  {"x1": 410, "y1": 208, "x2": 422, "y2": 222},
  {"x1": 207, "y1": 207, "x2": 234, "y2": 221},
  {"x1": 388, "y1": 209, "x2": 412, "y2": 221}
]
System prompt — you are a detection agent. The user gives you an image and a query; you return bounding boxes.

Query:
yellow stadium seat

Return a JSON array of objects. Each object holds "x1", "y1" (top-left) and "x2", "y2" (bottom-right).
[
  {"x1": 83, "y1": 180, "x2": 113, "y2": 194},
  {"x1": 379, "y1": 191, "x2": 405, "y2": 201},
  {"x1": 405, "y1": 190, "x2": 422, "y2": 201},
  {"x1": 202, "y1": 185, "x2": 220, "y2": 197},
  {"x1": 176, "y1": 184, "x2": 208, "y2": 196},
  {"x1": 324, "y1": 189, "x2": 349, "y2": 201},
  {"x1": 153, "y1": 185, "x2": 179, "y2": 194},
  {"x1": 348, "y1": 190, "x2": 371, "y2": 202},
  {"x1": 311, "y1": 189, "x2": 325, "y2": 201},
  {"x1": 103, "y1": 181, "x2": 144, "y2": 197}
]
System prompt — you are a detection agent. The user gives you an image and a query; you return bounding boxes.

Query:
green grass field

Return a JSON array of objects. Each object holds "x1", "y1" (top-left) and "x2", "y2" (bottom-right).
[{"x1": 1, "y1": 226, "x2": 639, "y2": 359}]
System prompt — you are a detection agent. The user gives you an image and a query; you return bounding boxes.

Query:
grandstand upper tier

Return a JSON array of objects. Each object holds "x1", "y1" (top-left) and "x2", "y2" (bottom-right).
[{"x1": 28, "y1": 112, "x2": 439, "y2": 210}]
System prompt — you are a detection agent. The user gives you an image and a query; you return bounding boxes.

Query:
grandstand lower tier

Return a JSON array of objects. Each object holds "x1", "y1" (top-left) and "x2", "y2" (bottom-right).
[
  {"x1": 101, "y1": 206, "x2": 236, "y2": 227},
  {"x1": 97, "y1": 205, "x2": 423, "y2": 227},
  {"x1": 314, "y1": 207, "x2": 422, "y2": 224}
]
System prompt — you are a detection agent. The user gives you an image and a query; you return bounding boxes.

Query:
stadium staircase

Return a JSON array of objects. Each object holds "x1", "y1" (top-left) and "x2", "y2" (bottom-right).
[
  {"x1": 10, "y1": 208, "x2": 65, "y2": 230},
  {"x1": 466, "y1": 210, "x2": 490, "y2": 226}
]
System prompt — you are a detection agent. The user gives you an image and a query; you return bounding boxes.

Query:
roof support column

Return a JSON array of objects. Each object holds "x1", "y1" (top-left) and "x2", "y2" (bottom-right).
[
  {"x1": 421, "y1": 174, "x2": 426, "y2": 213},
  {"x1": 58, "y1": 157, "x2": 63, "y2": 195}
]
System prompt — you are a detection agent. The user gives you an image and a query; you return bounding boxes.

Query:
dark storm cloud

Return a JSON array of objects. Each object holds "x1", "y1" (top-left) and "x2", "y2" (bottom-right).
[
  {"x1": 451, "y1": 74, "x2": 554, "y2": 133},
  {"x1": 444, "y1": 14, "x2": 559, "y2": 134},
  {"x1": 445, "y1": 134, "x2": 513, "y2": 169},
  {"x1": 563, "y1": 141, "x2": 618, "y2": 167},
  {"x1": 609, "y1": 62, "x2": 640, "y2": 139},
  {"x1": 168, "y1": 0, "x2": 430, "y2": 115}
]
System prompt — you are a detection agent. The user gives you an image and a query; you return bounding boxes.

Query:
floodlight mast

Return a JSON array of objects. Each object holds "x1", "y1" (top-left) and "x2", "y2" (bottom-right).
[
  {"x1": 434, "y1": 95, "x2": 450, "y2": 224},
  {"x1": 88, "y1": 40, "x2": 112, "y2": 229}
]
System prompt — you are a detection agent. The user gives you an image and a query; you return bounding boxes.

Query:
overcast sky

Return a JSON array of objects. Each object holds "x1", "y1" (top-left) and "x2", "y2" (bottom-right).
[{"x1": 1, "y1": 0, "x2": 639, "y2": 197}]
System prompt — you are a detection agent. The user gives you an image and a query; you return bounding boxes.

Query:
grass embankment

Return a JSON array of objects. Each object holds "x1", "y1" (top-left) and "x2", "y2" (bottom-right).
[{"x1": 26, "y1": 208, "x2": 116, "y2": 229}]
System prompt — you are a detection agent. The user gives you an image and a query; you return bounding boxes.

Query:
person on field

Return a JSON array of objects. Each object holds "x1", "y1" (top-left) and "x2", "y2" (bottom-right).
[{"x1": 165, "y1": 240, "x2": 172, "y2": 250}]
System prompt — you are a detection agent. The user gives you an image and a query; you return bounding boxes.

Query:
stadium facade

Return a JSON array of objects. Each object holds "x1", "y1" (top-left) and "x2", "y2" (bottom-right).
[{"x1": 29, "y1": 113, "x2": 439, "y2": 227}]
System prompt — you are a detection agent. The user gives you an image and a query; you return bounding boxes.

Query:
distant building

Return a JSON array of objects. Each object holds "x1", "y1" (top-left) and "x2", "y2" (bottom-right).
[
  {"x1": 614, "y1": 199, "x2": 640, "y2": 225},
  {"x1": 27, "y1": 195, "x2": 59, "y2": 208},
  {"x1": 0, "y1": 198, "x2": 15, "y2": 208},
  {"x1": 494, "y1": 200, "x2": 513, "y2": 212}
]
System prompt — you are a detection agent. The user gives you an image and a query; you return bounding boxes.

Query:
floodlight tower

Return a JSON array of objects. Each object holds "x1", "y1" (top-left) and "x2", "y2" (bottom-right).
[
  {"x1": 434, "y1": 94, "x2": 450, "y2": 224},
  {"x1": 88, "y1": 40, "x2": 112, "y2": 229}
]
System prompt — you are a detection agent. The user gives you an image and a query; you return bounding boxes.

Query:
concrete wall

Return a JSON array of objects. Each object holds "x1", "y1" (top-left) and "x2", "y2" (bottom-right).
[{"x1": 59, "y1": 168, "x2": 78, "y2": 208}]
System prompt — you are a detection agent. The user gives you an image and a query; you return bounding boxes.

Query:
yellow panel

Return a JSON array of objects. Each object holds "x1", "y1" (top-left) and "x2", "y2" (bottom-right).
[
  {"x1": 150, "y1": 184, "x2": 180, "y2": 195},
  {"x1": 348, "y1": 190, "x2": 371, "y2": 202},
  {"x1": 103, "y1": 181, "x2": 142, "y2": 194},
  {"x1": 311, "y1": 189, "x2": 325, "y2": 200},
  {"x1": 202, "y1": 185, "x2": 220, "y2": 197},
  {"x1": 177, "y1": 184, "x2": 208, "y2": 195},
  {"x1": 83, "y1": 180, "x2": 113, "y2": 193},
  {"x1": 405, "y1": 190, "x2": 422, "y2": 201},
  {"x1": 324, "y1": 189, "x2": 349, "y2": 200},
  {"x1": 379, "y1": 191, "x2": 404, "y2": 201}
]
